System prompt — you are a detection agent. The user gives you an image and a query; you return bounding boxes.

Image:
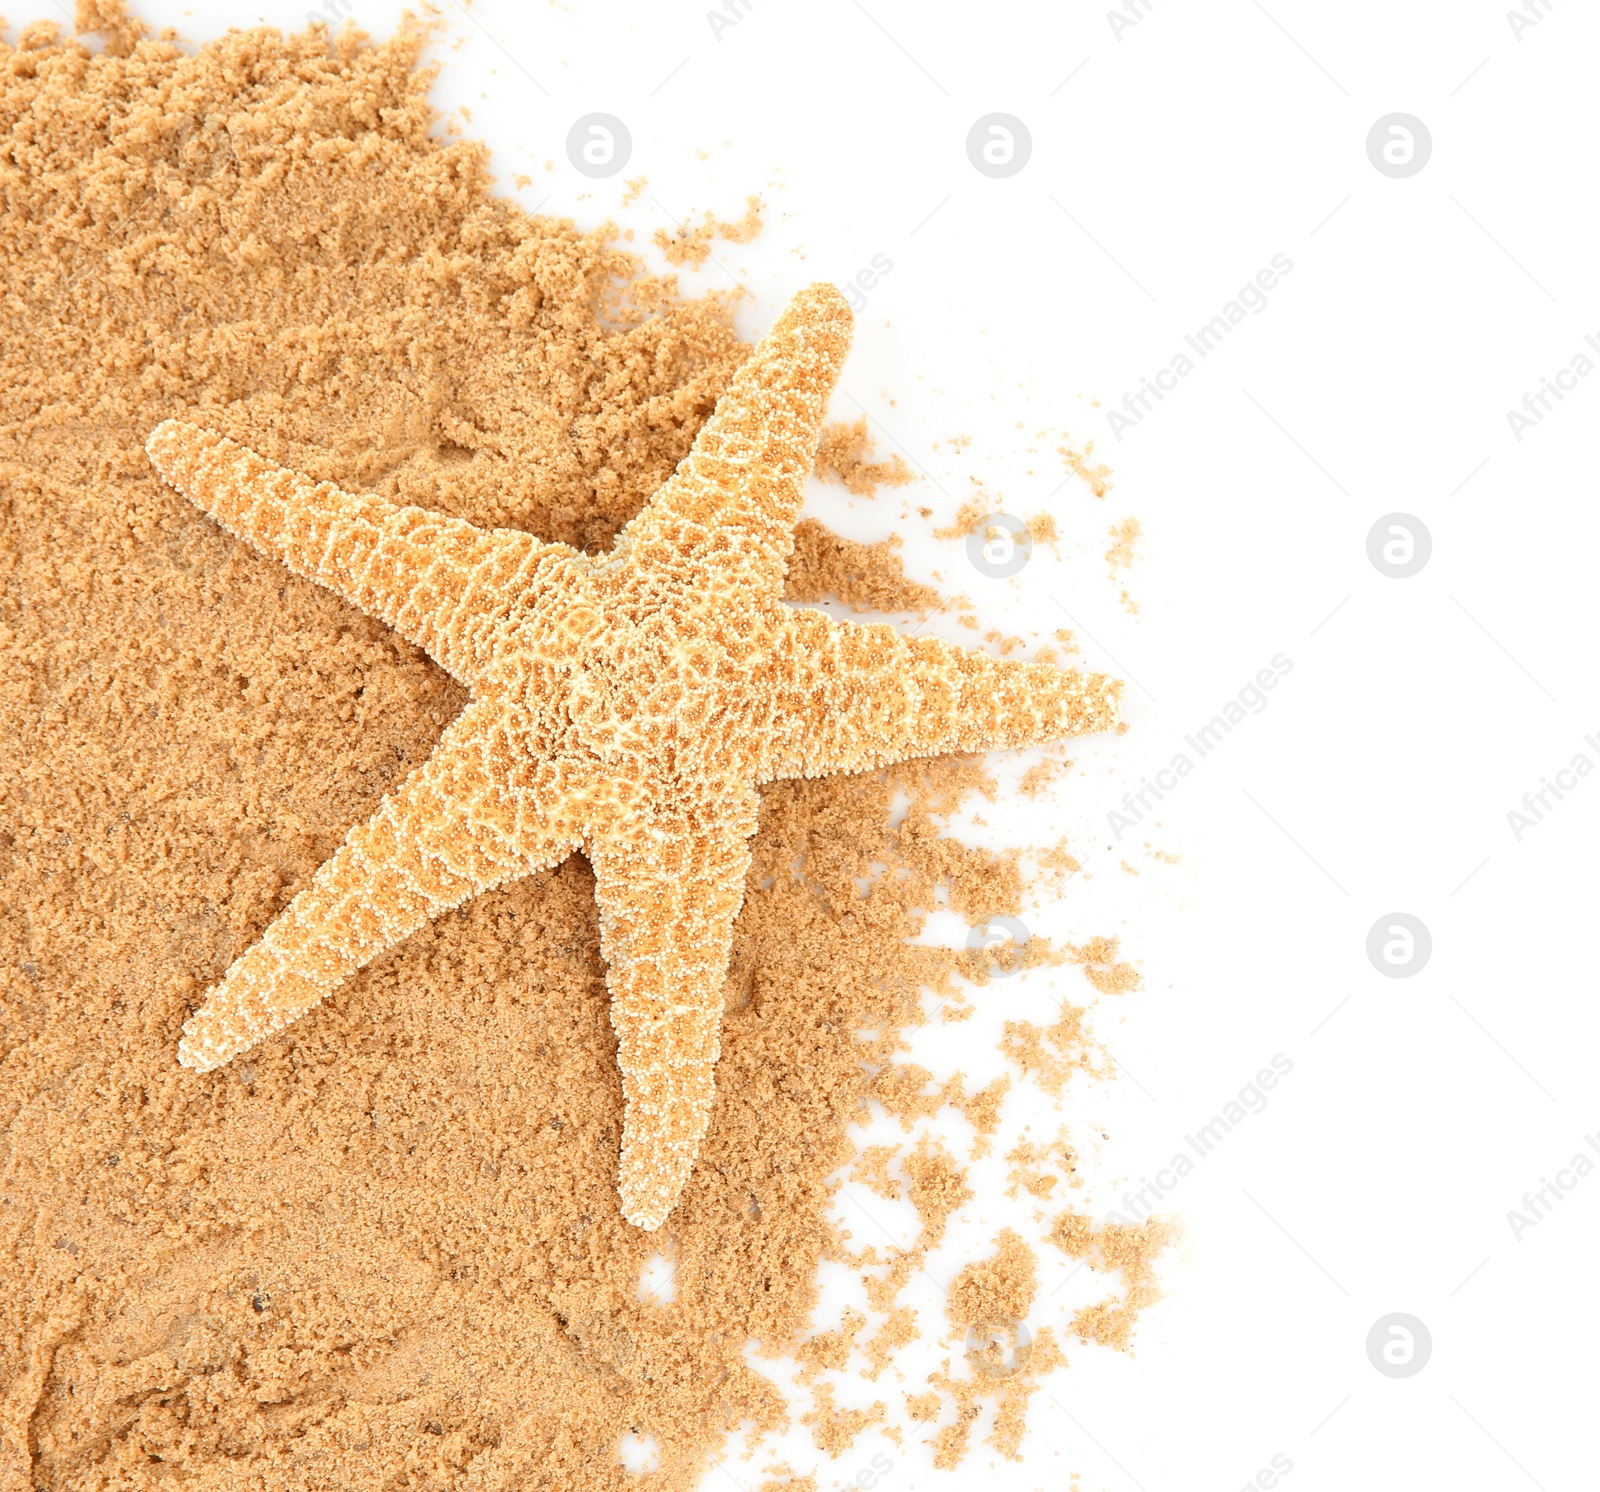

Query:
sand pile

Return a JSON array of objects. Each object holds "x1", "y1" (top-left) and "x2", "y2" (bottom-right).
[{"x1": 0, "y1": 9, "x2": 1168, "y2": 1488}]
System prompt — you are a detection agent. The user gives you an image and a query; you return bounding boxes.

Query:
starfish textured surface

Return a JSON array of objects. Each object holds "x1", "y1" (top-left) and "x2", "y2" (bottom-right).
[{"x1": 143, "y1": 283, "x2": 1122, "y2": 1230}]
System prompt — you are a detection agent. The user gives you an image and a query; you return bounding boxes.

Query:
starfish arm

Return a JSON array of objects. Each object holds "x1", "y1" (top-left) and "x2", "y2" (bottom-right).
[
  {"x1": 588, "y1": 793, "x2": 756, "y2": 1231},
  {"x1": 615, "y1": 283, "x2": 852, "y2": 599},
  {"x1": 760, "y1": 609, "x2": 1122, "y2": 781},
  {"x1": 145, "y1": 421, "x2": 574, "y2": 684},
  {"x1": 176, "y1": 699, "x2": 585, "y2": 1072}
]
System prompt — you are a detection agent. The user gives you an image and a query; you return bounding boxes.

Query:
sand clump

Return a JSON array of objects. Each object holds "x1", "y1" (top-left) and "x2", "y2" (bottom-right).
[
  {"x1": 785, "y1": 520, "x2": 938, "y2": 615},
  {"x1": 1106, "y1": 516, "x2": 1143, "y2": 614},
  {"x1": 653, "y1": 195, "x2": 764, "y2": 268},
  {"x1": 0, "y1": 8, "x2": 1171, "y2": 1488},
  {"x1": 915, "y1": 1229, "x2": 1062, "y2": 1467},
  {"x1": 812, "y1": 418, "x2": 913, "y2": 498},
  {"x1": 1061, "y1": 439, "x2": 1113, "y2": 499},
  {"x1": 1048, "y1": 1211, "x2": 1177, "y2": 1351}
]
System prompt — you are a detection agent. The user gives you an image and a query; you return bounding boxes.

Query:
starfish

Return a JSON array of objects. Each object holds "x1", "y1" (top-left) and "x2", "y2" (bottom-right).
[{"x1": 143, "y1": 284, "x2": 1121, "y2": 1230}]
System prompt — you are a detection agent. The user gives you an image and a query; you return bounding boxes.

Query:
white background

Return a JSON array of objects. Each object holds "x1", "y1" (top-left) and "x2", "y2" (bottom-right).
[{"x1": 32, "y1": 1, "x2": 1600, "y2": 1487}]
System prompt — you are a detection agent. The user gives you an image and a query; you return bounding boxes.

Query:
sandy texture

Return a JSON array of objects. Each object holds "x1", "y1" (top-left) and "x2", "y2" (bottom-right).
[
  {"x1": 812, "y1": 418, "x2": 913, "y2": 498},
  {"x1": 785, "y1": 520, "x2": 938, "y2": 615},
  {"x1": 1048, "y1": 1211, "x2": 1177, "y2": 1351},
  {"x1": 140, "y1": 279, "x2": 1119, "y2": 1230},
  {"x1": 654, "y1": 196, "x2": 763, "y2": 268},
  {"x1": 0, "y1": 10, "x2": 1162, "y2": 1488}
]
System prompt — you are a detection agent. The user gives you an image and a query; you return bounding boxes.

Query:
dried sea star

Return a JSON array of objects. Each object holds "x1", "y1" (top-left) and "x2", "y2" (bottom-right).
[{"x1": 144, "y1": 284, "x2": 1120, "y2": 1229}]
